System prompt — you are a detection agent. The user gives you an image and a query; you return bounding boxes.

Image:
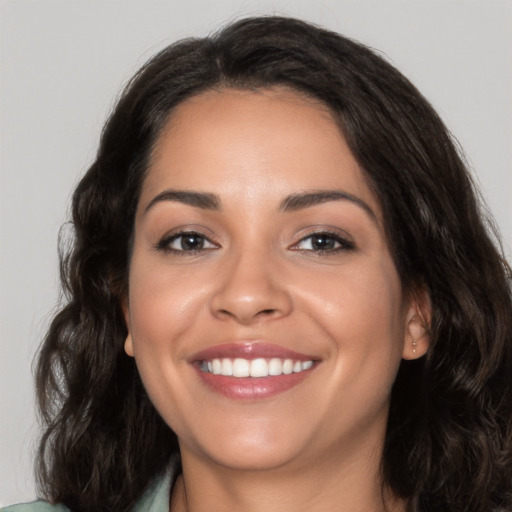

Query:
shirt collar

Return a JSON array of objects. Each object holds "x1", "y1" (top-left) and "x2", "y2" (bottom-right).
[{"x1": 133, "y1": 458, "x2": 181, "y2": 512}]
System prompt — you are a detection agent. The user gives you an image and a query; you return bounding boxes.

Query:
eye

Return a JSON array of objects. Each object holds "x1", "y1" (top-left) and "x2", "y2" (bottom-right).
[
  {"x1": 156, "y1": 231, "x2": 218, "y2": 253},
  {"x1": 292, "y1": 231, "x2": 355, "y2": 253}
]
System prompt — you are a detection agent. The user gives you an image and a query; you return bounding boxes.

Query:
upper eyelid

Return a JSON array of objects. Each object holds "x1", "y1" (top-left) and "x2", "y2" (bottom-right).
[
  {"x1": 156, "y1": 229, "x2": 220, "y2": 251},
  {"x1": 289, "y1": 230, "x2": 356, "y2": 250},
  {"x1": 292, "y1": 226, "x2": 354, "y2": 243},
  {"x1": 157, "y1": 225, "x2": 217, "y2": 241}
]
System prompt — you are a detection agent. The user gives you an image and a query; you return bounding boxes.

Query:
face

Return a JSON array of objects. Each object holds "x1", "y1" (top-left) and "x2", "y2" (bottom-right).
[{"x1": 124, "y1": 88, "x2": 423, "y2": 473}]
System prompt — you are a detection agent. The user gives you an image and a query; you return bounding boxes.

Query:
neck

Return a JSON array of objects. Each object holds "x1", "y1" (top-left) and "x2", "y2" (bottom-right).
[{"x1": 170, "y1": 439, "x2": 407, "y2": 512}]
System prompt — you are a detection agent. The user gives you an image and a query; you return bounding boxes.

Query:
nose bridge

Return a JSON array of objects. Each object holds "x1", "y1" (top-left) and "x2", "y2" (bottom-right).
[{"x1": 210, "y1": 240, "x2": 292, "y2": 324}]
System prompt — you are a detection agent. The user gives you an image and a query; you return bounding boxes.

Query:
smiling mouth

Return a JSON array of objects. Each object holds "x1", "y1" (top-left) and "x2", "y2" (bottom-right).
[
  {"x1": 191, "y1": 342, "x2": 319, "y2": 399},
  {"x1": 199, "y1": 357, "x2": 314, "y2": 378}
]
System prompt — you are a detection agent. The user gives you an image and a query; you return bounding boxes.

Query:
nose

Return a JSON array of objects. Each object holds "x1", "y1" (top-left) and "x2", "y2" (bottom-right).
[{"x1": 210, "y1": 248, "x2": 293, "y2": 325}]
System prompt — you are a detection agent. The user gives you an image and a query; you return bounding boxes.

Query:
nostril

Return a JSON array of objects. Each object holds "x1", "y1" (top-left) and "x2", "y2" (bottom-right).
[
  {"x1": 211, "y1": 282, "x2": 293, "y2": 324},
  {"x1": 258, "y1": 309, "x2": 276, "y2": 316}
]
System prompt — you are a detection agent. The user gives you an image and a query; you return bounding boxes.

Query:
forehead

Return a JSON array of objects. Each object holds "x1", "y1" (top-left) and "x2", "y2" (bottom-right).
[{"x1": 141, "y1": 87, "x2": 381, "y2": 220}]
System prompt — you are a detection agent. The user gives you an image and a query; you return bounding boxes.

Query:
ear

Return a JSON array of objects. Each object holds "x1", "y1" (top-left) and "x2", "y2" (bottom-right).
[
  {"x1": 124, "y1": 333, "x2": 134, "y2": 357},
  {"x1": 402, "y1": 288, "x2": 431, "y2": 360},
  {"x1": 121, "y1": 297, "x2": 134, "y2": 358}
]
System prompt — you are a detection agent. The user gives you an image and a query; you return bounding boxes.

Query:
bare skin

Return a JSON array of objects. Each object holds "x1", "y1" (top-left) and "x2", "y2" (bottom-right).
[{"x1": 123, "y1": 87, "x2": 429, "y2": 512}]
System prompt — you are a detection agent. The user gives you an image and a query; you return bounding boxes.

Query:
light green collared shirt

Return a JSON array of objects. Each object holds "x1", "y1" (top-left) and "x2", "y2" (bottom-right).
[{"x1": 2, "y1": 462, "x2": 177, "y2": 512}]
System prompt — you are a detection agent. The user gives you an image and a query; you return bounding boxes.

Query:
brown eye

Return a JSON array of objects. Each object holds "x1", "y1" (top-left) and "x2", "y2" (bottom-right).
[
  {"x1": 293, "y1": 232, "x2": 355, "y2": 253},
  {"x1": 157, "y1": 231, "x2": 218, "y2": 253},
  {"x1": 178, "y1": 233, "x2": 206, "y2": 250},
  {"x1": 309, "y1": 234, "x2": 336, "y2": 250}
]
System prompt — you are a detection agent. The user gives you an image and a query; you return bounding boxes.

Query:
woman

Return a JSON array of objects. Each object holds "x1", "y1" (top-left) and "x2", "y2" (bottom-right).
[{"x1": 4, "y1": 15, "x2": 512, "y2": 512}]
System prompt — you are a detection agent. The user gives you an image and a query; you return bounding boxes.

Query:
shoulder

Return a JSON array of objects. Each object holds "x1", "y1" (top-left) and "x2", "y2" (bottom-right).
[
  {"x1": 2, "y1": 459, "x2": 180, "y2": 512},
  {"x1": 2, "y1": 501, "x2": 70, "y2": 512}
]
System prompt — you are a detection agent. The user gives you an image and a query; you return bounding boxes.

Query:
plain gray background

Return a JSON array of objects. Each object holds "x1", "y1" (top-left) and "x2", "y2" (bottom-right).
[{"x1": 1, "y1": 0, "x2": 511, "y2": 505}]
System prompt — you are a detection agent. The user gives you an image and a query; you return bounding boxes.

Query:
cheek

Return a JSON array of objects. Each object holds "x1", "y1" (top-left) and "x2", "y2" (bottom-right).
[
  {"x1": 297, "y1": 258, "x2": 406, "y2": 384},
  {"x1": 125, "y1": 269, "x2": 200, "y2": 412},
  {"x1": 125, "y1": 258, "x2": 203, "y2": 425},
  {"x1": 344, "y1": 269, "x2": 406, "y2": 396},
  {"x1": 299, "y1": 258, "x2": 404, "y2": 337},
  {"x1": 343, "y1": 270, "x2": 405, "y2": 365},
  {"x1": 128, "y1": 257, "x2": 206, "y2": 343}
]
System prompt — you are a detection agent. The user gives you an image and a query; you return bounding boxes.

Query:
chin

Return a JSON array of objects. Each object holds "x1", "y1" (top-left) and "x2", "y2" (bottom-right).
[
  {"x1": 205, "y1": 442, "x2": 303, "y2": 472},
  {"x1": 179, "y1": 418, "x2": 311, "y2": 472}
]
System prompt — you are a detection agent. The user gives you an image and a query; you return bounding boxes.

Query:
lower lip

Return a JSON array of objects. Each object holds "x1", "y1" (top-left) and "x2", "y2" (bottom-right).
[{"x1": 195, "y1": 367, "x2": 314, "y2": 400}]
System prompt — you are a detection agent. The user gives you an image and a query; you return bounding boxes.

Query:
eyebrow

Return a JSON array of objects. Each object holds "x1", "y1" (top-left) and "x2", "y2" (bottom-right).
[
  {"x1": 144, "y1": 188, "x2": 376, "y2": 222},
  {"x1": 279, "y1": 190, "x2": 377, "y2": 221},
  {"x1": 144, "y1": 190, "x2": 220, "y2": 214}
]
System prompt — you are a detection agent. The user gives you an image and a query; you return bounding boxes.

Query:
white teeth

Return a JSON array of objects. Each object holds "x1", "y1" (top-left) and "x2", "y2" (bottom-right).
[
  {"x1": 283, "y1": 359, "x2": 293, "y2": 375},
  {"x1": 221, "y1": 358, "x2": 233, "y2": 376},
  {"x1": 212, "y1": 359, "x2": 222, "y2": 375},
  {"x1": 201, "y1": 357, "x2": 315, "y2": 377},
  {"x1": 301, "y1": 360, "x2": 313, "y2": 370},
  {"x1": 232, "y1": 358, "x2": 250, "y2": 377},
  {"x1": 250, "y1": 358, "x2": 269, "y2": 377},
  {"x1": 268, "y1": 358, "x2": 283, "y2": 375}
]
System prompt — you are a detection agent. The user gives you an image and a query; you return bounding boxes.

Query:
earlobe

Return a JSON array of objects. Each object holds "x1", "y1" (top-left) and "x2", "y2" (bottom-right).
[
  {"x1": 124, "y1": 333, "x2": 134, "y2": 357},
  {"x1": 121, "y1": 297, "x2": 134, "y2": 357},
  {"x1": 403, "y1": 314, "x2": 428, "y2": 360},
  {"x1": 402, "y1": 290, "x2": 431, "y2": 360}
]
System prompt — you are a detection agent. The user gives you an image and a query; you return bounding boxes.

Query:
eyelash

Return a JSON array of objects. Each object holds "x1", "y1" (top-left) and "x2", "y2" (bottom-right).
[
  {"x1": 291, "y1": 231, "x2": 355, "y2": 255},
  {"x1": 155, "y1": 231, "x2": 218, "y2": 255},
  {"x1": 155, "y1": 229, "x2": 355, "y2": 256}
]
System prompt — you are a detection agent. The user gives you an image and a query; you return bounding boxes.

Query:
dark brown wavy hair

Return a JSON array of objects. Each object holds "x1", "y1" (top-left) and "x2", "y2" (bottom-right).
[{"x1": 35, "y1": 16, "x2": 512, "y2": 512}]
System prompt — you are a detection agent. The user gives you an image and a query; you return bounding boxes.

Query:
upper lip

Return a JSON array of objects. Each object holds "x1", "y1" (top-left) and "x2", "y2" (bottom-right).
[{"x1": 189, "y1": 342, "x2": 318, "y2": 362}]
